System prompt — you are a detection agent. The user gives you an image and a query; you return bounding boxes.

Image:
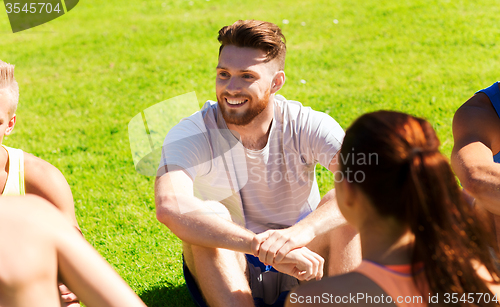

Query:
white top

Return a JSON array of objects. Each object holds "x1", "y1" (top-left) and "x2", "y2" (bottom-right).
[
  {"x1": 159, "y1": 95, "x2": 344, "y2": 233},
  {"x1": 1, "y1": 145, "x2": 25, "y2": 196}
]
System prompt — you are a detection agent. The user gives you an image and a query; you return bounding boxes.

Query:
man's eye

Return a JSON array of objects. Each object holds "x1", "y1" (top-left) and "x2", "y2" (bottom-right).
[
  {"x1": 218, "y1": 72, "x2": 229, "y2": 78},
  {"x1": 242, "y1": 74, "x2": 254, "y2": 79}
]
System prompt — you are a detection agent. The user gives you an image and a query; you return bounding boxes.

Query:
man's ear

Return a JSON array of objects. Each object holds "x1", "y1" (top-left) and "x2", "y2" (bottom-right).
[
  {"x1": 270, "y1": 71, "x2": 285, "y2": 95},
  {"x1": 4, "y1": 114, "x2": 16, "y2": 136}
]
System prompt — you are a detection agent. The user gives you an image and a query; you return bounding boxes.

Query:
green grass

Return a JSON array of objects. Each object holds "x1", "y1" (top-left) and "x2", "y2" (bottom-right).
[{"x1": 0, "y1": 0, "x2": 499, "y2": 305}]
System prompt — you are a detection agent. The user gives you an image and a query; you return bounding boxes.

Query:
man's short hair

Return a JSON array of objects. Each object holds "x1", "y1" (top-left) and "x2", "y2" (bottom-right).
[
  {"x1": 0, "y1": 61, "x2": 19, "y2": 117},
  {"x1": 218, "y1": 20, "x2": 286, "y2": 71}
]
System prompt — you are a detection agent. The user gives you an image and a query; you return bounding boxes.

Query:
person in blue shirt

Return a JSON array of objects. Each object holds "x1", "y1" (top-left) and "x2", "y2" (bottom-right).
[{"x1": 452, "y1": 82, "x2": 500, "y2": 249}]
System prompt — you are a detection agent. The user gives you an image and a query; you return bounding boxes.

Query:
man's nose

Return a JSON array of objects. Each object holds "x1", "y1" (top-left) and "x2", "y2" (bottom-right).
[{"x1": 226, "y1": 77, "x2": 241, "y2": 95}]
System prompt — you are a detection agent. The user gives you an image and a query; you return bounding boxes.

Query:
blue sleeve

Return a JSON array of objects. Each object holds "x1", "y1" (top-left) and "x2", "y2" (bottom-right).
[{"x1": 476, "y1": 82, "x2": 500, "y2": 118}]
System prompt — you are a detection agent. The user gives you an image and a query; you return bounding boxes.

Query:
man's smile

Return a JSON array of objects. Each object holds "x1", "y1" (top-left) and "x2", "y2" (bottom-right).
[{"x1": 225, "y1": 97, "x2": 248, "y2": 107}]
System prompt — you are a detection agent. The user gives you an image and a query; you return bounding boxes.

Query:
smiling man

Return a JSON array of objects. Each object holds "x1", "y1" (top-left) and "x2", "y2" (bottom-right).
[{"x1": 155, "y1": 20, "x2": 361, "y2": 307}]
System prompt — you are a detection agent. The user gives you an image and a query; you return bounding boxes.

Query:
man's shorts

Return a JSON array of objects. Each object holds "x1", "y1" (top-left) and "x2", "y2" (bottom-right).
[{"x1": 183, "y1": 254, "x2": 299, "y2": 307}]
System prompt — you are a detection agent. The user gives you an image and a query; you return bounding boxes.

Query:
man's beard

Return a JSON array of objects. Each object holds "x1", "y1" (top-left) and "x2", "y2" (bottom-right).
[{"x1": 218, "y1": 89, "x2": 270, "y2": 126}]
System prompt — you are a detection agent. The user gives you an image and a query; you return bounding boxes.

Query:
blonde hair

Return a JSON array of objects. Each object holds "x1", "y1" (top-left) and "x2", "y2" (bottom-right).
[{"x1": 0, "y1": 60, "x2": 19, "y2": 117}]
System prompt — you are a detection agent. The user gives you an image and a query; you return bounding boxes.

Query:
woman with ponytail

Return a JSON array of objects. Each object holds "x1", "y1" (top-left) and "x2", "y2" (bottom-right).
[{"x1": 286, "y1": 111, "x2": 500, "y2": 306}]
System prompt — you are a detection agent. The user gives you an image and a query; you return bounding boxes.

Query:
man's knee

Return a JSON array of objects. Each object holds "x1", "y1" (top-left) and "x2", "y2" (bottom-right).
[
  {"x1": 333, "y1": 223, "x2": 358, "y2": 241},
  {"x1": 307, "y1": 220, "x2": 358, "y2": 256},
  {"x1": 307, "y1": 223, "x2": 361, "y2": 276},
  {"x1": 317, "y1": 189, "x2": 336, "y2": 208},
  {"x1": 328, "y1": 224, "x2": 361, "y2": 275}
]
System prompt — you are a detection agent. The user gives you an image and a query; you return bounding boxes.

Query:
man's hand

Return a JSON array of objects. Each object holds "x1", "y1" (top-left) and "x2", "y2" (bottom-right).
[
  {"x1": 59, "y1": 283, "x2": 80, "y2": 307},
  {"x1": 251, "y1": 225, "x2": 315, "y2": 266},
  {"x1": 271, "y1": 247, "x2": 324, "y2": 281}
]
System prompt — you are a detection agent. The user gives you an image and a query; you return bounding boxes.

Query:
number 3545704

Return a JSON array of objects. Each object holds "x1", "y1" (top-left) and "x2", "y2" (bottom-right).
[{"x1": 5, "y1": 3, "x2": 62, "y2": 14}]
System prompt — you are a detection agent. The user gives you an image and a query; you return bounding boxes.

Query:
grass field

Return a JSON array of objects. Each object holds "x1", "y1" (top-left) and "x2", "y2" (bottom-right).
[{"x1": 0, "y1": 0, "x2": 499, "y2": 305}]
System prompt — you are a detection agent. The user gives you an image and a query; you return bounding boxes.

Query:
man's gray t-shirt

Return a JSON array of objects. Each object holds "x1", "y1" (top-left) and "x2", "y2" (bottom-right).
[{"x1": 159, "y1": 95, "x2": 344, "y2": 233}]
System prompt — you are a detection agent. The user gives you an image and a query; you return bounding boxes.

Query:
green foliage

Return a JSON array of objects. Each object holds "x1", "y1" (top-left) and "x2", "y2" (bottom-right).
[{"x1": 1, "y1": 0, "x2": 499, "y2": 305}]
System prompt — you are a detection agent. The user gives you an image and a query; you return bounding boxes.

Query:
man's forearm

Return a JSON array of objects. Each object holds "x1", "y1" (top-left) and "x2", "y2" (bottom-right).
[
  {"x1": 455, "y1": 160, "x2": 500, "y2": 215},
  {"x1": 252, "y1": 189, "x2": 351, "y2": 268},
  {"x1": 452, "y1": 140, "x2": 500, "y2": 215},
  {"x1": 156, "y1": 194, "x2": 255, "y2": 253},
  {"x1": 472, "y1": 190, "x2": 500, "y2": 216}
]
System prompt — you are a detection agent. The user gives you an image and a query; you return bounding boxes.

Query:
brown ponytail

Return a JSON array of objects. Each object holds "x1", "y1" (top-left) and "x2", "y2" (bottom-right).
[{"x1": 340, "y1": 111, "x2": 500, "y2": 306}]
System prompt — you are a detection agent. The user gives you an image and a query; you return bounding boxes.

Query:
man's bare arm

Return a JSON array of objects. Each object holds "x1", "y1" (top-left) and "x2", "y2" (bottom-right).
[
  {"x1": 155, "y1": 167, "x2": 325, "y2": 280},
  {"x1": 24, "y1": 153, "x2": 80, "y2": 229},
  {"x1": 451, "y1": 92, "x2": 500, "y2": 215},
  {"x1": 253, "y1": 154, "x2": 349, "y2": 265},
  {"x1": 155, "y1": 167, "x2": 257, "y2": 253}
]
